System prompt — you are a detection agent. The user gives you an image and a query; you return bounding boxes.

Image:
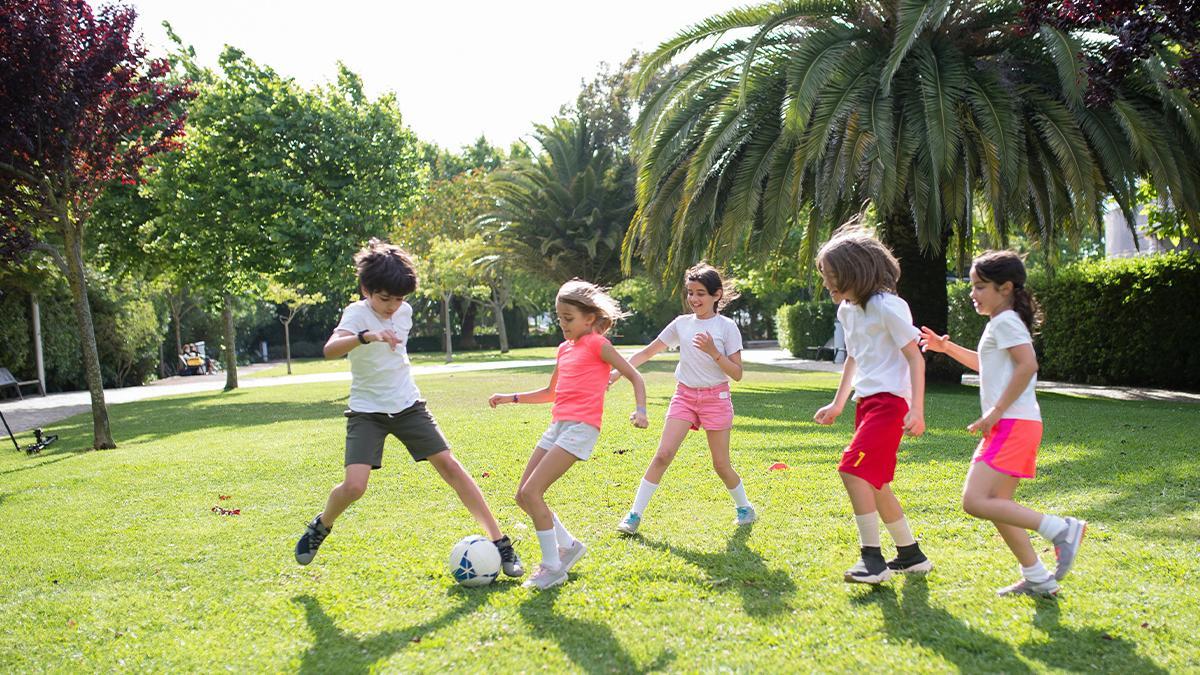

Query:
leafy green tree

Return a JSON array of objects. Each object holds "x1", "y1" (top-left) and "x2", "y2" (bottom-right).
[
  {"x1": 480, "y1": 115, "x2": 634, "y2": 286},
  {"x1": 415, "y1": 235, "x2": 489, "y2": 362},
  {"x1": 628, "y1": 0, "x2": 1200, "y2": 377},
  {"x1": 263, "y1": 280, "x2": 326, "y2": 374}
]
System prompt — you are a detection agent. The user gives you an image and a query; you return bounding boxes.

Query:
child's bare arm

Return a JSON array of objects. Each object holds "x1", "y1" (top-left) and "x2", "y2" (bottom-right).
[
  {"x1": 323, "y1": 327, "x2": 400, "y2": 359},
  {"x1": 968, "y1": 343, "x2": 1038, "y2": 434},
  {"x1": 814, "y1": 356, "x2": 856, "y2": 425},
  {"x1": 609, "y1": 339, "x2": 668, "y2": 384},
  {"x1": 490, "y1": 366, "x2": 558, "y2": 407},
  {"x1": 602, "y1": 342, "x2": 649, "y2": 428},
  {"x1": 900, "y1": 340, "x2": 926, "y2": 436},
  {"x1": 919, "y1": 326, "x2": 979, "y2": 371}
]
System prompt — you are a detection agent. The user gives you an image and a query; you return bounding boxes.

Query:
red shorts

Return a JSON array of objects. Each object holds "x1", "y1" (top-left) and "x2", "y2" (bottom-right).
[
  {"x1": 666, "y1": 382, "x2": 734, "y2": 431},
  {"x1": 973, "y1": 419, "x2": 1042, "y2": 478},
  {"x1": 838, "y1": 393, "x2": 907, "y2": 489}
]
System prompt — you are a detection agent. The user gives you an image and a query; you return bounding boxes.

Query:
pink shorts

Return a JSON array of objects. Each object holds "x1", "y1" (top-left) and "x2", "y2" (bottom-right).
[
  {"x1": 666, "y1": 382, "x2": 734, "y2": 431},
  {"x1": 973, "y1": 419, "x2": 1042, "y2": 478}
]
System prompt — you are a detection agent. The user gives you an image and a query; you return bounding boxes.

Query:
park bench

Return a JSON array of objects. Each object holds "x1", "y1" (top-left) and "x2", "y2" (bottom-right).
[
  {"x1": 0, "y1": 367, "x2": 40, "y2": 399},
  {"x1": 805, "y1": 337, "x2": 846, "y2": 362}
]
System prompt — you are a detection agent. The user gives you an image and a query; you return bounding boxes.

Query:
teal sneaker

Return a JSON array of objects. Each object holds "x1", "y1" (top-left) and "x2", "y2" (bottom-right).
[
  {"x1": 735, "y1": 504, "x2": 758, "y2": 526},
  {"x1": 616, "y1": 512, "x2": 641, "y2": 535}
]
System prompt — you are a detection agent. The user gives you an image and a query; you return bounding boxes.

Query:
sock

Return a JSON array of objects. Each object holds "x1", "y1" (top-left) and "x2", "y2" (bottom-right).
[
  {"x1": 536, "y1": 529, "x2": 560, "y2": 570},
  {"x1": 728, "y1": 481, "x2": 751, "y2": 508},
  {"x1": 854, "y1": 512, "x2": 881, "y2": 548},
  {"x1": 884, "y1": 516, "x2": 917, "y2": 547},
  {"x1": 1021, "y1": 560, "x2": 1052, "y2": 583},
  {"x1": 551, "y1": 512, "x2": 577, "y2": 548},
  {"x1": 631, "y1": 479, "x2": 658, "y2": 515},
  {"x1": 1037, "y1": 515, "x2": 1067, "y2": 541}
]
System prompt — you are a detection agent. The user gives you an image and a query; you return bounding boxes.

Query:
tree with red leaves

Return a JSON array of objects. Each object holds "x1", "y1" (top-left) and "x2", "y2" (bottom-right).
[
  {"x1": 0, "y1": 0, "x2": 192, "y2": 449},
  {"x1": 1022, "y1": 1, "x2": 1200, "y2": 104}
]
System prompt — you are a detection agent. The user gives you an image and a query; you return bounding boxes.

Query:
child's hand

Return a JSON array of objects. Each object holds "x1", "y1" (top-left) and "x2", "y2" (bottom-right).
[
  {"x1": 903, "y1": 409, "x2": 926, "y2": 437},
  {"x1": 370, "y1": 329, "x2": 401, "y2": 351},
  {"x1": 488, "y1": 393, "x2": 510, "y2": 409},
  {"x1": 607, "y1": 369, "x2": 621, "y2": 389},
  {"x1": 967, "y1": 407, "x2": 1001, "y2": 436},
  {"x1": 813, "y1": 402, "x2": 842, "y2": 425},
  {"x1": 693, "y1": 332, "x2": 720, "y2": 358},
  {"x1": 918, "y1": 326, "x2": 949, "y2": 354},
  {"x1": 630, "y1": 409, "x2": 649, "y2": 428}
]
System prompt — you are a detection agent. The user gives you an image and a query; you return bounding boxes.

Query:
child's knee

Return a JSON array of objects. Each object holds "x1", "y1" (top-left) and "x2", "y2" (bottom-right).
[
  {"x1": 341, "y1": 479, "x2": 368, "y2": 501},
  {"x1": 515, "y1": 486, "x2": 539, "y2": 510},
  {"x1": 652, "y1": 448, "x2": 678, "y2": 466},
  {"x1": 961, "y1": 493, "x2": 985, "y2": 518}
]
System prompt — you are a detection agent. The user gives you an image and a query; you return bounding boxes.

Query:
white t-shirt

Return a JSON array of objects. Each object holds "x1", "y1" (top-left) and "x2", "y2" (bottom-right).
[
  {"x1": 656, "y1": 314, "x2": 744, "y2": 388},
  {"x1": 977, "y1": 310, "x2": 1041, "y2": 421},
  {"x1": 838, "y1": 293, "x2": 921, "y2": 403},
  {"x1": 335, "y1": 299, "x2": 422, "y2": 414}
]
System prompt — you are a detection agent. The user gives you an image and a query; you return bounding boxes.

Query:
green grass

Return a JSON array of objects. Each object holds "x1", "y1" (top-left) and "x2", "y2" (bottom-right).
[
  {"x1": 246, "y1": 346, "x2": 569, "y2": 378},
  {"x1": 2, "y1": 363, "x2": 1197, "y2": 672}
]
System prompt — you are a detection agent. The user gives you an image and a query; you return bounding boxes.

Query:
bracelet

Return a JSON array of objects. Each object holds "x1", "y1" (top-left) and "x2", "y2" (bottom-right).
[
  {"x1": 635, "y1": 406, "x2": 647, "y2": 415},
  {"x1": 512, "y1": 394, "x2": 519, "y2": 404}
]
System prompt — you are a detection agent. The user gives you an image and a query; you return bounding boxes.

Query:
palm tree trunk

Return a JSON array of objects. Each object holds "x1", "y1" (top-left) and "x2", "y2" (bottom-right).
[
  {"x1": 458, "y1": 297, "x2": 478, "y2": 349},
  {"x1": 223, "y1": 292, "x2": 238, "y2": 391},
  {"x1": 493, "y1": 288, "x2": 509, "y2": 354},
  {"x1": 442, "y1": 291, "x2": 453, "y2": 363},
  {"x1": 63, "y1": 222, "x2": 116, "y2": 449},
  {"x1": 879, "y1": 213, "x2": 959, "y2": 383}
]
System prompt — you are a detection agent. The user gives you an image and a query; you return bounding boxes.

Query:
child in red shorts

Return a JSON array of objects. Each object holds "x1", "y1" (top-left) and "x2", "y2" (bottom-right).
[
  {"x1": 813, "y1": 231, "x2": 931, "y2": 584},
  {"x1": 920, "y1": 251, "x2": 1085, "y2": 597},
  {"x1": 610, "y1": 263, "x2": 754, "y2": 535}
]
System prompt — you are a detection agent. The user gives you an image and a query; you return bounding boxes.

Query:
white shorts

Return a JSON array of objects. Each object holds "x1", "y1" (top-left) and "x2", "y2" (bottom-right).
[{"x1": 537, "y1": 420, "x2": 601, "y2": 461}]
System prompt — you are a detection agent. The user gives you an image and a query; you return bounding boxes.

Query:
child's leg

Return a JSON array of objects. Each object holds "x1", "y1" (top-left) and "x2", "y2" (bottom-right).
[
  {"x1": 515, "y1": 446, "x2": 578, "y2": 569},
  {"x1": 426, "y1": 450, "x2": 502, "y2": 540},
  {"x1": 961, "y1": 461, "x2": 1044, "y2": 531},
  {"x1": 841, "y1": 472, "x2": 883, "y2": 547},
  {"x1": 320, "y1": 463, "x2": 373, "y2": 526},
  {"x1": 705, "y1": 428, "x2": 741, "y2": 489},
  {"x1": 643, "y1": 418, "x2": 693, "y2": 483}
]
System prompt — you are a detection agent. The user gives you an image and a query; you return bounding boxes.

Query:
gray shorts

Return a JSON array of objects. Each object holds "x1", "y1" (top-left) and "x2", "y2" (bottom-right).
[
  {"x1": 537, "y1": 420, "x2": 601, "y2": 461},
  {"x1": 344, "y1": 400, "x2": 449, "y2": 468}
]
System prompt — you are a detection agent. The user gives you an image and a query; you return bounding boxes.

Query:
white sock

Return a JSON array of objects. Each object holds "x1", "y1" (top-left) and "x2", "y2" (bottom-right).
[
  {"x1": 729, "y1": 481, "x2": 751, "y2": 508},
  {"x1": 536, "y1": 529, "x2": 560, "y2": 570},
  {"x1": 631, "y1": 479, "x2": 658, "y2": 515},
  {"x1": 551, "y1": 512, "x2": 577, "y2": 548},
  {"x1": 854, "y1": 512, "x2": 881, "y2": 548},
  {"x1": 884, "y1": 516, "x2": 917, "y2": 547},
  {"x1": 1037, "y1": 515, "x2": 1067, "y2": 541},
  {"x1": 1021, "y1": 560, "x2": 1051, "y2": 583}
]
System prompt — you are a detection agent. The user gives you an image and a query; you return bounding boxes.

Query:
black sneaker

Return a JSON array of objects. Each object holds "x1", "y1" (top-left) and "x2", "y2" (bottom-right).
[
  {"x1": 494, "y1": 535, "x2": 525, "y2": 577},
  {"x1": 295, "y1": 514, "x2": 331, "y2": 565},
  {"x1": 845, "y1": 546, "x2": 892, "y2": 584},
  {"x1": 887, "y1": 543, "x2": 933, "y2": 573}
]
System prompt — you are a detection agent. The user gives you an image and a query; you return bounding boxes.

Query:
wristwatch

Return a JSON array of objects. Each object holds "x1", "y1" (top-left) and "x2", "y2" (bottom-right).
[
  {"x1": 512, "y1": 394, "x2": 519, "y2": 403},
  {"x1": 356, "y1": 329, "x2": 370, "y2": 344}
]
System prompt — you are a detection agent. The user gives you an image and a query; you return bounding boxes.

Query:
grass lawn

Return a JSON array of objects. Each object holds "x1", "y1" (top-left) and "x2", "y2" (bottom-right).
[
  {"x1": 2, "y1": 363, "x2": 1197, "y2": 672},
  {"x1": 245, "y1": 346, "x2": 567, "y2": 378}
]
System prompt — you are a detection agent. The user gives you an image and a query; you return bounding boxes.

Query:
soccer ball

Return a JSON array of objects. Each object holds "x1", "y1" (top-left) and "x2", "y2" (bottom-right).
[{"x1": 447, "y1": 535, "x2": 501, "y2": 587}]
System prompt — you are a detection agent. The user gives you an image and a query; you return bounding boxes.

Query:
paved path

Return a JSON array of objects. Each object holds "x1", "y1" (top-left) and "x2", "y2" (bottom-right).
[{"x1": 2, "y1": 348, "x2": 1195, "y2": 436}]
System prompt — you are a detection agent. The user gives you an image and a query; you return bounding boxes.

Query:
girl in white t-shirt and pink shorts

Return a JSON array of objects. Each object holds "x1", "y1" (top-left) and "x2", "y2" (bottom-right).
[
  {"x1": 920, "y1": 250, "x2": 1086, "y2": 598},
  {"x1": 611, "y1": 263, "x2": 756, "y2": 535}
]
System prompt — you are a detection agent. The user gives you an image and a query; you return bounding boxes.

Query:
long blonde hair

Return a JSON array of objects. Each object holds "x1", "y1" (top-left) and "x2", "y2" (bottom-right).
[{"x1": 556, "y1": 278, "x2": 628, "y2": 335}]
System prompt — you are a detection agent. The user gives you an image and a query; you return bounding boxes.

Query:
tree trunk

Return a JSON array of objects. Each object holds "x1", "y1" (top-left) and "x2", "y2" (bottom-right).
[
  {"x1": 879, "y1": 213, "x2": 959, "y2": 383},
  {"x1": 457, "y1": 296, "x2": 478, "y2": 350},
  {"x1": 444, "y1": 290, "x2": 451, "y2": 362},
  {"x1": 223, "y1": 292, "x2": 239, "y2": 391},
  {"x1": 283, "y1": 319, "x2": 292, "y2": 375},
  {"x1": 63, "y1": 224, "x2": 116, "y2": 449},
  {"x1": 493, "y1": 288, "x2": 509, "y2": 354}
]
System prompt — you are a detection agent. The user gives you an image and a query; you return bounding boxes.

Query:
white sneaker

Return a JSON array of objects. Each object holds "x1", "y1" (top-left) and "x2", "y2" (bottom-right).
[
  {"x1": 558, "y1": 540, "x2": 587, "y2": 573},
  {"x1": 997, "y1": 576, "x2": 1060, "y2": 597},
  {"x1": 1052, "y1": 517, "x2": 1087, "y2": 581},
  {"x1": 522, "y1": 564, "x2": 568, "y2": 590},
  {"x1": 616, "y1": 512, "x2": 641, "y2": 535},
  {"x1": 735, "y1": 504, "x2": 758, "y2": 526}
]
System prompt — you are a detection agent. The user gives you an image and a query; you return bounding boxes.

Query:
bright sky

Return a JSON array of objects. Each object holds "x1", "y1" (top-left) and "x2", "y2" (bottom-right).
[{"x1": 124, "y1": 1, "x2": 745, "y2": 151}]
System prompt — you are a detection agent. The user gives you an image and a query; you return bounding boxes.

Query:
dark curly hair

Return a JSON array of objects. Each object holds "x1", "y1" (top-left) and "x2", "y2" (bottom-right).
[{"x1": 354, "y1": 238, "x2": 418, "y2": 297}]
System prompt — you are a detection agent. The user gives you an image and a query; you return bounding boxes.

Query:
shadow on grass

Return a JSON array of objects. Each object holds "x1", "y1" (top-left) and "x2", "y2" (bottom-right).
[
  {"x1": 1022, "y1": 600, "x2": 1166, "y2": 673},
  {"x1": 519, "y1": 586, "x2": 675, "y2": 674},
  {"x1": 43, "y1": 392, "x2": 347, "y2": 447},
  {"x1": 292, "y1": 585, "x2": 501, "y2": 674},
  {"x1": 634, "y1": 524, "x2": 795, "y2": 620},
  {"x1": 852, "y1": 576, "x2": 1035, "y2": 673},
  {"x1": 0, "y1": 449, "x2": 88, "y2": 477}
]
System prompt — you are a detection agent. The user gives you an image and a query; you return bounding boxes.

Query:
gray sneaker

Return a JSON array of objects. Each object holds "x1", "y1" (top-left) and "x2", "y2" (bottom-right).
[
  {"x1": 522, "y1": 564, "x2": 568, "y2": 590},
  {"x1": 558, "y1": 540, "x2": 587, "y2": 572},
  {"x1": 295, "y1": 514, "x2": 331, "y2": 565},
  {"x1": 617, "y1": 512, "x2": 641, "y2": 535},
  {"x1": 997, "y1": 576, "x2": 1060, "y2": 597},
  {"x1": 1052, "y1": 517, "x2": 1087, "y2": 580},
  {"x1": 735, "y1": 504, "x2": 758, "y2": 526}
]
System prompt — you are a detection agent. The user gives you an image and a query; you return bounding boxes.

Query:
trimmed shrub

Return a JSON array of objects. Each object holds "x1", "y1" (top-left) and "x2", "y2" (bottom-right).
[{"x1": 775, "y1": 301, "x2": 836, "y2": 358}]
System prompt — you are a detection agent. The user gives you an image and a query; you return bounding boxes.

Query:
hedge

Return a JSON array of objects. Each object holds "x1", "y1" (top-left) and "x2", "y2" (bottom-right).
[
  {"x1": 947, "y1": 252, "x2": 1199, "y2": 390},
  {"x1": 775, "y1": 301, "x2": 836, "y2": 358}
]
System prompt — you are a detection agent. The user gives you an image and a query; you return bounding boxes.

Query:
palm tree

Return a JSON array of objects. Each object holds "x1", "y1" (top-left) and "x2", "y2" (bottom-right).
[
  {"x1": 627, "y1": 0, "x2": 1200, "y2": 372},
  {"x1": 479, "y1": 115, "x2": 635, "y2": 286}
]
